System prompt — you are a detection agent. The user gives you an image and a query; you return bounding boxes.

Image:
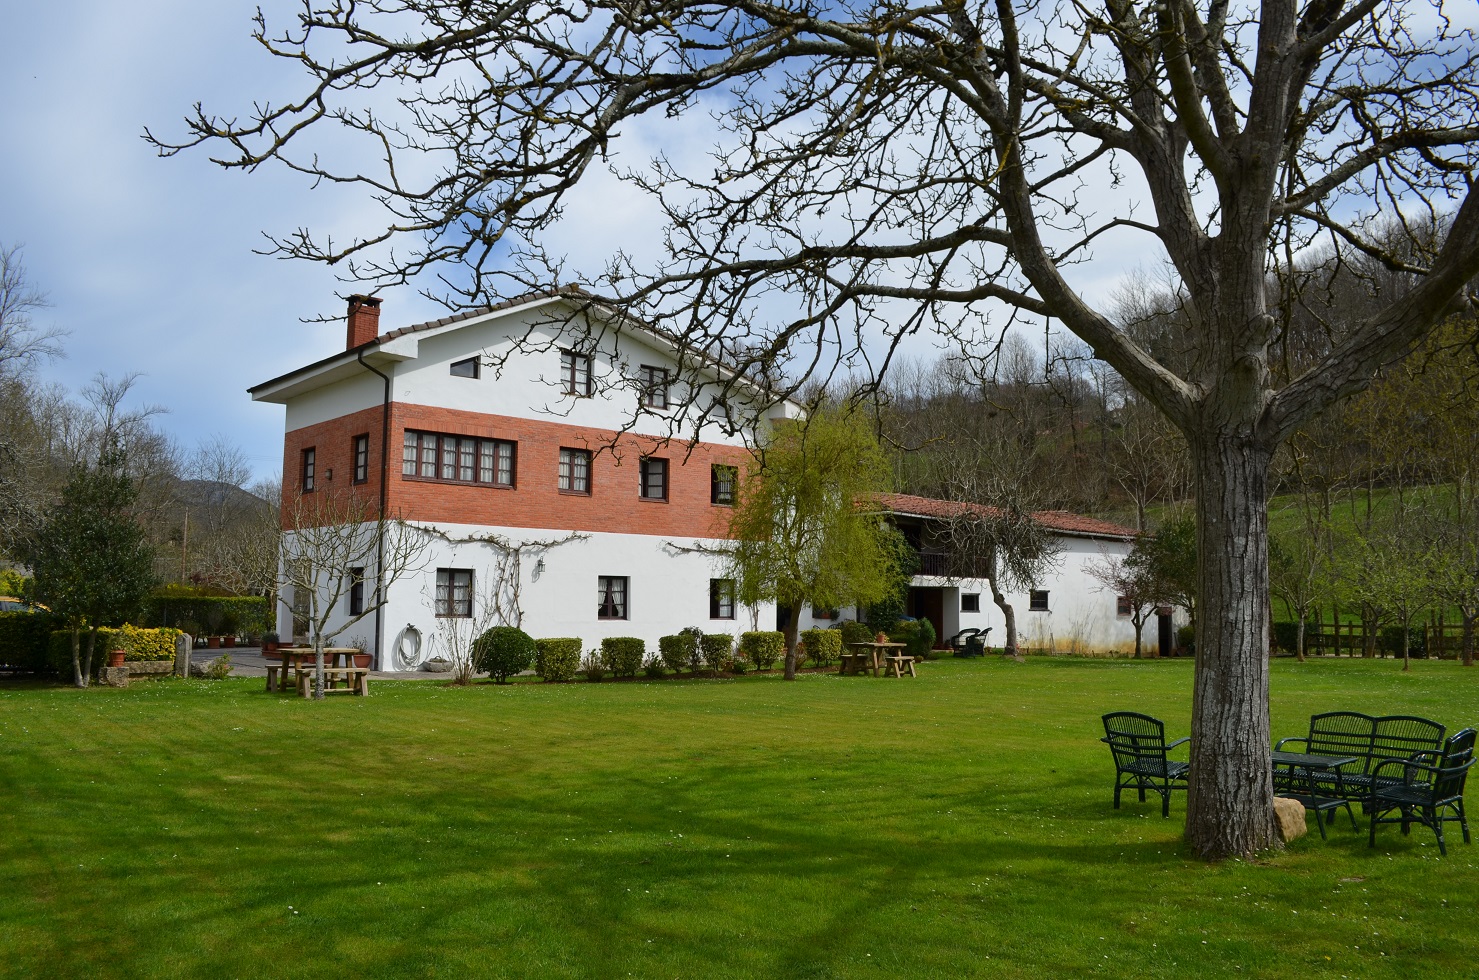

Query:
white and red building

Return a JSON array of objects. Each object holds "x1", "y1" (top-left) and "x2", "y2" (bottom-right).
[{"x1": 252, "y1": 291, "x2": 1162, "y2": 670}]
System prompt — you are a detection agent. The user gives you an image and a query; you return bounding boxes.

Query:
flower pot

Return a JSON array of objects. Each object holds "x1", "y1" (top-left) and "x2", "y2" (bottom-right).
[
  {"x1": 223, "y1": 636, "x2": 236, "y2": 648},
  {"x1": 108, "y1": 649, "x2": 127, "y2": 668},
  {"x1": 351, "y1": 653, "x2": 371, "y2": 668},
  {"x1": 263, "y1": 641, "x2": 279, "y2": 655},
  {"x1": 207, "y1": 636, "x2": 222, "y2": 649}
]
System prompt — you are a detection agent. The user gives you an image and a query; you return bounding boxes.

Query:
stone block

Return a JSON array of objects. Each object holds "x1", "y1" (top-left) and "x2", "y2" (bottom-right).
[
  {"x1": 102, "y1": 666, "x2": 129, "y2": 688},
  {"x1": 1273, "y1": 797, "x2": 1307, "y2": 842}
]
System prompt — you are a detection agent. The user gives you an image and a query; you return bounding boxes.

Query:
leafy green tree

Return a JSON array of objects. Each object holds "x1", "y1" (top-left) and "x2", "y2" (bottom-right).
[
  {"x1": 25, "y1": 456, "x2": 154, "y2": 687},
  {"x1": 1133, "y1": 514, "x2": 1198, "y2": 629},
  {"x1": 724, "y1": 403, "x2": 905, "y2": 680}
]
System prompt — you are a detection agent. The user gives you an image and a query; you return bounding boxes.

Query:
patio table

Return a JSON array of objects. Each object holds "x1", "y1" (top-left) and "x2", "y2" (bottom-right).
[{"x1": 1271, "y1": 750, "x2": 1360, "y2": 839}]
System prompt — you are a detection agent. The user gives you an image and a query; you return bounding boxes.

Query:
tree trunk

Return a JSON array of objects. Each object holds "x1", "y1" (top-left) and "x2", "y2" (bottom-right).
[
  {"x1": 1462, "y1": 610, "x2": 1476, "y2": 667},
  {"x1": 1185, "y1": 435, "x2": 1279, "y2": 860},
  {"x1": 83, "y1": 627, "x2": 98, "y2": 688},
  {"x1": 1401, "y1": 620, "x2": 1411, "y2": 673},
  {"x1": 1295, "y1": 614, "x2": 1305, "y2": 663},
  {"x1": 70, "y1": 629, "x2": 83, "y2": 689},
  {"x1": 313, "y1": 634, "x2": 326, "y2": 700},
  {"x1": 1132, "y1": 617, "x2": 1144, "y2": 659},
  {"x1": 782, "y1": 613, "x2": 800, "y2": 680},
  {"x1": 987, "y1": 579, "x2": 1019, "y2": 658}
]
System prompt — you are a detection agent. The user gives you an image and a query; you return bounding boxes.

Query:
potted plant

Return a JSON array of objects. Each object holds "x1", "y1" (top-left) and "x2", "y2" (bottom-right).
[
  {"x1": 219, "y1": 610, "x2": 240, "y2": 648},
  {"x1": 108, "y1": 648, "x2": 127, "y2": 668},
  {"x1": 346, "y1": 635, "x2": 372, "y2": 668},
  {"x1": 262, "y1": 631, "x2": 280, "y2": 655}
]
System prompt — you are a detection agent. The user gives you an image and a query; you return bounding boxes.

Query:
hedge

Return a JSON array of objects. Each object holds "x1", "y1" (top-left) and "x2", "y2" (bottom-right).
[
  {"x1": 838, "y1": 620, "x2": 874, "y2": 645},
  {"x1": 534, "y1": 637, "x2": 582, "y2": 682},
  {"x1": 700, "y1": 633, "x2": 733, "y2": 673},
  {"x1": 800, "y1": 628, "x2": 843, "y2": 666},
  {"x1": 739, "y1": 631, "x2": 784, "y2": 670},
  {"x1": 143, "y1": 592, "x2": 271, "y2": 636},
  {"x1": 888, "y1": 618, "x2": 937, "y2": 659},
  {"x1": 601, "y1": 637, "x2": 645, "y2": 677},
  {"x1": 48, "y1": 625, "x2": 185, "y2": 677},
  {"x1": 658, "y1": 633, "x2": 696, "y2": 672},
  {"x1": 474, "y1": 626, "x2": 537, "y2": 683},
  {"x1": 0, "y1": 611, "x2": 57, "y2": 672}
]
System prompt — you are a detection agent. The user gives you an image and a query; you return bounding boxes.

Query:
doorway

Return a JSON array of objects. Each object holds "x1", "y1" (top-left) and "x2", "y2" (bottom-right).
[
  {"x1": 1157, "y1": 608, "x2": 1174, "y2": 658},
  {"x1": 908, "y1": 587, "x2": 945, "y2": 649}
]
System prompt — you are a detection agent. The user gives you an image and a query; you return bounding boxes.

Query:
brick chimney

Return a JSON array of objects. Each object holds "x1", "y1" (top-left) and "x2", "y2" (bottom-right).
[{"x1": 345, "y1": 295, "x2": 382, "y2": 349}]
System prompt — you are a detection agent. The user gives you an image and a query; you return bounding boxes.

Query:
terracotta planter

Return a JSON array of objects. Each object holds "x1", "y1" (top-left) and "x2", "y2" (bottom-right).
[
  {"x1": 223, "y1": 636, "x2": 236, "y2": 648},
  {"x1": 207, "y1": 636, "x2": 222, "y2": 649},
  {"x1": 351, "y1": 653, "x2": 371, "y2": 668},
  {"x1": 108, "y1": 649, "x2": 127, "y2": 668},
  {"x1": 263, "y1": 641, "x2": 279, "y2": 655}
]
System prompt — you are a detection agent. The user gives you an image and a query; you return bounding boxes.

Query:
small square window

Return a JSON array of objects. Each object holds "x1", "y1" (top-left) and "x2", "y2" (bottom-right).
[
  {"x1": 450, "y1": 356, "x2": 480, "y2": 379},
  {"x1": 711, "y1": 464, "x2": 737, "y2": 506},
  {"x1": 561, "y1": 350, "x2": 593, "y2": 396},
  {"x1": 640, "y1": 457, "x2": 668, "y2": 500},
  {"x1": 1116, "y1": 596, "x2": 1133, "y2": 617},
  {"x1": 436, "y1": 569, "x2": 474, "y2": 617},
  {"x1": 353, "y1": 434, "x2": 369, "y2": 484},
  {"x1": 1029, "y1": 590, "x2": 1050, "y2": 612},
  {"x1": 710, "y1": 579, "x2": 735, "y2": 620},
  {"x1": 961, "y1": 593, "x2": 981, "y2": 613},
  {"x1": 638, "y1": 365, "x2": 670, "y2": 409},
  {"x1": 598, "y1": 576, "x2": 629, "y2": 620},
  {"x1": 560, "y1": 447, "x2": 592, "y2": 494},
  {"x1": 301, "y1": 447, "x2": 316, "y2": 492}
]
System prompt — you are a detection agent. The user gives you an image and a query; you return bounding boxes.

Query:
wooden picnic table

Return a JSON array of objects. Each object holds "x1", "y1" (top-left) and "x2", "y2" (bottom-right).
[
  {"x1": 266, "y1": 647, "x2": 365, "y2": 694},
  {"x1": 842, "y1": 641, "x2": 912, "y2": 678}
]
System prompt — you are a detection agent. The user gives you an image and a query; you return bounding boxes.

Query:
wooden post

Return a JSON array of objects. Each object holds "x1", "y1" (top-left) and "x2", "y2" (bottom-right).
[{"x1": 174, "y1": 633, "x2": 191, "y2": 678}]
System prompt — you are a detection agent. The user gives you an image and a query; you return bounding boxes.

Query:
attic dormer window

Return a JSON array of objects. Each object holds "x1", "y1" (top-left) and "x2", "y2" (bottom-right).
[{"x1": 450, "y1": 357, "x2": 480, "y2": 379}]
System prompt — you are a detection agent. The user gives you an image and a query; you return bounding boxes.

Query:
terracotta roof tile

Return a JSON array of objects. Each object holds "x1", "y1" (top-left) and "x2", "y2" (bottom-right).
[{"x1": 871, "y1": 492, "x2": 1140, "y2": 540}]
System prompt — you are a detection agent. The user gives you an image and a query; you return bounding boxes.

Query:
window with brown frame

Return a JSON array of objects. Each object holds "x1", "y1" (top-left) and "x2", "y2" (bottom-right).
[
  {"x1": 711, "y1": 464, "x2": 737, "y2": 505},
  {"x1": 1116, "y1": 595, "x2": 1133, "y2": 617},
  {"x1": 638, "y1": 364, "x2": 670, "y2": 409},
  {"x1": 301, "y1": 447, "x2": 316, "y2": 492},
  {"x1": 435, "y1": 568, "x2": 474, "y2": 617},
  {"x1": 352, "y1": 434, "x2": 369, "y2": 484},
  {"x1": 1030, "y1": 590, "x2": 1050, "y2": 612},
  {"x1": 639, "y1": 457, "x2": 668, "y2": 500},
  {"x1": 401, "y1": 430, "x2": 515, "y2": 487},
  {"x1": 598, "y1": 575, "x2": 628, "y2": 620},
  {"x1": 559, "y1": 447, "x2": 592, "y2": 494},
  {"x1": 560, "y1": 350, "x2": 593, "y2": 396}
]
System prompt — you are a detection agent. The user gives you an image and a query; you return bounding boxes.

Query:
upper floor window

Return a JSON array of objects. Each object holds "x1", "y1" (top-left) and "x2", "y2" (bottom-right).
[
  {"x1": 559, "y1": 447, "x2": 592, "y2": 494},
  {"x1": 450, "y1": 356, "x2": 481, "y2": 379},
  {"x1": 598, "y1": 575, "x2": 628, "y2": 620},
  {"x1": 301, "y1": 447, "x2": 316, "y2": 492},
  {"x1": 639, "y1": 457, "x2": 668, "y2": 501},
  {"x1": 436, "y1": 568, "x2": 474, "y2": 617},
  {"x1": 961, "y1": 593, "x2": 981, "y2": 613},
  {"x1": 348, "y1": 567, "x2": 366, "y2": 616},
  {"x1": 561, "y1": 350, "x2": 593, "y2": 397},
  {"x1": 402, "y1": 430, "x2": 515, "y2": 487},
  {"x1": 711, "y1": 464, "x2": 737, "y2": 506},
  {"x1": 1030, "y1": 590, "x2": 1050, "y2": 612},
  {"x1": 352, "y1": 434, "x2": 369, "y2": 484},
  {"x1": 638, "y1": 365, "x2": 670, "y2": 409}
]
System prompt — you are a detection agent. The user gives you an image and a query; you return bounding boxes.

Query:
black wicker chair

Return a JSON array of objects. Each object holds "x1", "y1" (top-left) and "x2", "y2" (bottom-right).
[
  {"x1": 1368, "y1": 728, "x2": 1476, "y2": 856},
  {"x1": 1102, "y1": 712, "x2": 1190, "y2": 817}
]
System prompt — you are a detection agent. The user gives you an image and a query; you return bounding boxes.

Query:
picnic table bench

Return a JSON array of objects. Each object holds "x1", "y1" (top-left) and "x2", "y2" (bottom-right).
[
  {"x1": 295, "y1": 665, "x2": 370, "y2": 697},
  {"x1": 1275, "y1": 711, "x2": 1446, "y2": 803}
]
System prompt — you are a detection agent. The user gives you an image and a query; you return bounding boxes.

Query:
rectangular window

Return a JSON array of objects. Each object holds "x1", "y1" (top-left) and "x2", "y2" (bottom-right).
[
  {"x1": 639, "y1": 457, "x2": 668, "y2": 500},
  {"x1": 403, "y1": 430, "x2": 515, "y2": 487},
  {"x1": 711, "y1": 464, "x2": 737, "y2": 505},
  {"x1": 598, "y1": 575, "x2": 628, "y2": 620},
  {"x1": 450, "y1": 356, "x2": 480, "y2": 379},
  {"x1": 961, "y1": 593, "x2": 981, "y2": 613},
  {"x1": 291, "y1": 586, "x2": 310, "y2": 640},
  {"x1": 1030, "y1": 590, "x2": 1050, "y2": 612},
  {"x1": 1116, "y1": 595, "x2": 1133, "y2": 617},
  {"x1": 559, "y1": 447, "x2": 592, "y2": 494},
  {"x1": 353, "y1": 434, "x2": 369, "y2": 484},
  {"x1": 301, "y1": 447, "x2": 316, "y2": 492},
  {"x1": 639, "y1": 365, "x2": 670, "y2": 409},
  {"x1": 348, "y1": 567, "x2": 366, "y2": 616},
  {"x1": 561, "y1": 350, "x2": 593, "y2": 396},
  {"x1": 710, "y1": 579, "x2": 735, "y2": 619},
  {"x1": 435, "y1": 568, "x2": 474, "y2": 617}
]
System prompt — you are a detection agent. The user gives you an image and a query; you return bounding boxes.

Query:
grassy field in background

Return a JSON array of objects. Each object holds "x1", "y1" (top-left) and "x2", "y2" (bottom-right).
[{"x1": 3, "y1": 657, "x2": 1479, "y2": 978}]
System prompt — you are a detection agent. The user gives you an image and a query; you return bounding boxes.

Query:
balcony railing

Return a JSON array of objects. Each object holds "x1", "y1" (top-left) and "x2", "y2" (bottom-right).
[{"x1": 916, "y1": 551, "x2": 951, "y2": 577}]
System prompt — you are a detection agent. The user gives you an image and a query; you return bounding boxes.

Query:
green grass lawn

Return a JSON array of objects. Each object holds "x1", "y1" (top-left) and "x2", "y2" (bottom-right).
[{"x1": 3, "y1": 658, "x2": 1478, "y2": 979}]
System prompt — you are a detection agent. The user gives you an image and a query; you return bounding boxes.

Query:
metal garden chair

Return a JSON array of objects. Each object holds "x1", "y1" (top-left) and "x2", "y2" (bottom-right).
[
  {"x1": 1101, "y1": 711, "x2": 1190, "y2": 818},
  {"x1": 1367, "y1": 727, "x2": 1475, "y2": 856}
]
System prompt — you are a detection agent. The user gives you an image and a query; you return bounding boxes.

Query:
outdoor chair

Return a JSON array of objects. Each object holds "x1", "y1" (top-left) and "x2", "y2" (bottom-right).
[
  {"x1": 1101, "y1": 711, "x2": 1190, "y2": 818},
  {"x1": 1368, "y1": 727, "x2": 1475, "y2": 856}
]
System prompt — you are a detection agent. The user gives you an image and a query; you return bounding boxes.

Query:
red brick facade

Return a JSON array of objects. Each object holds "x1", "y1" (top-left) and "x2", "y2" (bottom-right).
[{"x1": 281, "y1": 402, "x2": 750, "y2": 539}]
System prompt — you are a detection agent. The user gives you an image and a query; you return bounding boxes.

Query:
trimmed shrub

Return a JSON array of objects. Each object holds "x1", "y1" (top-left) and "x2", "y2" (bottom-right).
[
  {"x1": 658, "y1": 633, "x2": 695, "y2": 672},
  {"x1": 601, "y1": 637, "x2": 645, "y2": 677},
  {"x1": 143, "y1": 589, "x2": 270, "y2": 636},
  {"x1": 700, "y1": 633, "x2": 734, "y2": 673},
  {"x1": 0, "y1": 611, "x2": 56, "y2": 672},
  {"x1": 739, "y1": 631, "x2": 784, "y2": 670},
  {"x1": 473, "y1": 626, "x2": 537, "y2": 683},
  {"x1": 888, "y1": 618, "x2": 936, "y2": 659},
  {"x1": 49, "y1": 625, "x2": 185, "y2": 676},
  {"x1": 800, "y1": 628, "x2": 844, "y2": 666},
  {"x1": 838, "y1": 620, "x2": 873, "y2": 646},
  {"x1": 534, "y1": 637, "x2": 582, "y2": 682},
  {"x1": 679, "y1": 626, "x2": 706, "y2": 671}
]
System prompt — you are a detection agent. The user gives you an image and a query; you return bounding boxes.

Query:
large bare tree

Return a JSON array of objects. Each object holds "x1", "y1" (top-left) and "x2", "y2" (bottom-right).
[{"x1": 154, "y1": 0, "x2": 1479, "y2": 857}]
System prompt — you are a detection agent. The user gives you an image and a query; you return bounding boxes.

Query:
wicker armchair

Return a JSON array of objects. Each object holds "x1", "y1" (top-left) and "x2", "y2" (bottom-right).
[
  {"x1": 1101, "y1": 711, "x2": 1190, "y2": 818},
  {"x1": 1367, "y1": 728, "x2": 1475, "y2": 856}
]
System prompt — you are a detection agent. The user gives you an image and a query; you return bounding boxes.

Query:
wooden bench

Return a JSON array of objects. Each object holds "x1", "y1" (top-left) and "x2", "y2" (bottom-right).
[
  {"x1": 295, "y1": 666, "x2": 370, "y2": 697},
  {"x1": 884, "y1": 654, "x2": 916, "y2": 678}
]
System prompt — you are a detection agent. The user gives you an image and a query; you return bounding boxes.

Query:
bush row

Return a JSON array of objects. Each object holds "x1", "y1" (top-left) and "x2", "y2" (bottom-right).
[
  {"x1": 0, "y1": 611, "x2": 57, "y2": 672},
  {"x1": 47, "y1": 625, "x2": 186, "y2": 677},
  {"x1": 142, "y1": 593, "x2": 271, "y2": 636}
]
